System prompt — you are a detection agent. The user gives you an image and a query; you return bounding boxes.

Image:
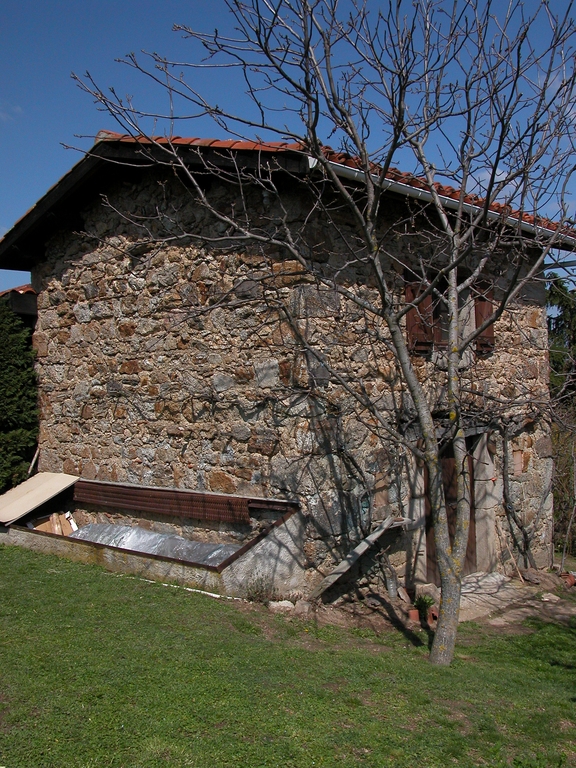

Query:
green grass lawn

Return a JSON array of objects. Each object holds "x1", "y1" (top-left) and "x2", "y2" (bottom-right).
[{"x1": 0, "y1": 544, "x2": 575, "y2": 768}]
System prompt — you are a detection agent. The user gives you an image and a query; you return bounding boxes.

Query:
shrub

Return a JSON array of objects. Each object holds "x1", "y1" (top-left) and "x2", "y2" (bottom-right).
[
  {"x1": 414, "y1": 594, "x2": 436, "y2": 621},
  {"x1": 0, "y1": 299, "x2": 38, "y2": 493},
  {"x1": 244, "y1": 574, "x2": 278, "y2": 604}
]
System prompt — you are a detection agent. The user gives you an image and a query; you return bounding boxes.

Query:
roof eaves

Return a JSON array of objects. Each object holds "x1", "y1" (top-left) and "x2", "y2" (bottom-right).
[
  {"x1": 0, "y1": 150, "x2": 103, "y2": 267},
  {"x1": 94, "y1": 130, "x2": 305, "y2": 154},
  {"x1": 322, "y1": 158, "x2": 576, "y2": 251}
]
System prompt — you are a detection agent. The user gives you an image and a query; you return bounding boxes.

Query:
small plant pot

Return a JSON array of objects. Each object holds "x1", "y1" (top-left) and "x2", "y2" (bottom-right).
[
  {"x1": 408, "y1": 608, "x2": 420, "y2": 622},
  {"x1": 560, "y1": 572, "x2": 576, "y2": 589},
  {"x1": 413, "y1": 595, "x2": 435, "y2": 623},
  {"x1": 428, "y1": 606, "x2": 439, "y2": 623}
]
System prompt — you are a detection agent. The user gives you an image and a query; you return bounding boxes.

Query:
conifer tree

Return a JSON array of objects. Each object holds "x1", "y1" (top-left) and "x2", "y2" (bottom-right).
[
  {"x1": 0, "y1": 299, "x2": 38, "y2": 493},
  {"x1": 548, "y1": 278, "x2": 576, "y2": 559},
  {"x1": 548, "y1": 278, "x2": 576, "y2": 395}
]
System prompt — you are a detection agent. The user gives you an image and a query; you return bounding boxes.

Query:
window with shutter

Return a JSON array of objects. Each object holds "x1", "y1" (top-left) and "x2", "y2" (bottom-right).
[
  {"x1": 474, "y1": 286, "x2": 495, "y2": 356},
  {"x1": 405, "y1": 277, "x2": 495, "y2": 357},
  {"x1": 405, "y1": 282, "x2": 434, "y2": 353}
]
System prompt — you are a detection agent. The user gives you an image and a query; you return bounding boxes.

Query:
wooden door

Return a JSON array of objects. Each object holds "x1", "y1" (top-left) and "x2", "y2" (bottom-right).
[{"x1": 425, "y1": 447, "x2": 476, "y2": 585}]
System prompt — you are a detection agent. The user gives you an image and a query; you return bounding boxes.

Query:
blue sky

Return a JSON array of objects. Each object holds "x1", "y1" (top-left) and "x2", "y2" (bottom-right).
[
  {"x1": 0, "y1": 0, "x2": 245, "y2": 292},
  {"x1": 1, "y1": 0, "x2": 575, "y2": 293}
]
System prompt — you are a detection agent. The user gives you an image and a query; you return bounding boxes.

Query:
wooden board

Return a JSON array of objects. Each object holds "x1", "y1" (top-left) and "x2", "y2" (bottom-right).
[
  {"x1": 50, "y1": 513, "x2": 62, "y2": 536},
  {"x1": 308, "y1": 516, "x2": 405, "y2": 600},
  {"x1": 0, "y1": 473, "x2": 79, "y2": 525},
  {"x1": 59, "y1": 514, "x2": 73, "y2": 536},
  {"x1": 31, "y1": 516, "x2": 53, "y2": 533}
]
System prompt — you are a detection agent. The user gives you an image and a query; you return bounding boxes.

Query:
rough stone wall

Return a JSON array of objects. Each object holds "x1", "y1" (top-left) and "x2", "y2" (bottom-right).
[{"x1": 31, "y1": 172, "x2": 553, "y2": 584}]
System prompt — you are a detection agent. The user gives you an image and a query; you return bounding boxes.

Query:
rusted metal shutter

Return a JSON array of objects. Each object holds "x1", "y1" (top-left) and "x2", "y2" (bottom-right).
[
  {"x1": 474, "y1": 287, "x2": 495, "y2": 356},
  {"x1": 406, "y1": 282, "x2": 434, "y2": 353},
  {"x1": 74, "y1": 481, "x2": 251, "y2": 524},
  {"x1": 73, "y1": 480, "x2": 299, "y2": 525}
]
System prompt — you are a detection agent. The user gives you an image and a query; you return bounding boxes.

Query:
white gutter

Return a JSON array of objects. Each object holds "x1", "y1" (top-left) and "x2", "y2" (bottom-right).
[{"x1": 309, "y1": 156, "x2": 576, "y2": 251}]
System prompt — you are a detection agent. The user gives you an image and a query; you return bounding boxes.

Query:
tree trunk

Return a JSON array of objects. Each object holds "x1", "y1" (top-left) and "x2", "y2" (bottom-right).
[
  {"x1": 426, "y1": 262, "x2": 468, "y2": 666},
  {"x1": 424, "y1": 458, "x2": 463, "y2": 665},
  {"x1": 429, "y1": 568, "x2": 461, "y2": 665}
]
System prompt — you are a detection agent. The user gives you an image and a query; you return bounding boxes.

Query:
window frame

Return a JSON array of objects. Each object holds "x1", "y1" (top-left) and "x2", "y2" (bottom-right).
[{"x1": 405, "y1": 277, "x2": 495, "y2": 357}]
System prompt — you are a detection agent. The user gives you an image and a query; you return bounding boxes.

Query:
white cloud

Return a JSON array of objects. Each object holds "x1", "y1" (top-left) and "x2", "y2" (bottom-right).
[{"x1": 0, "y1": 101, "x2": 23, "y2": 123}]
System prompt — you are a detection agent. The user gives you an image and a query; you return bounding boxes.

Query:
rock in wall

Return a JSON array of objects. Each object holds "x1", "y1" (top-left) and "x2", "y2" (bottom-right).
[{"x1": 31, "y1": 171, "x2": 554, "y2": 583}]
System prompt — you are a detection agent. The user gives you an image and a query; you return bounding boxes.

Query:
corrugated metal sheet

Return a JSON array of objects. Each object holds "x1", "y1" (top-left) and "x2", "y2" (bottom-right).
[{"x1": 73, "y1": 480, "x2": 299, "y2": 525}]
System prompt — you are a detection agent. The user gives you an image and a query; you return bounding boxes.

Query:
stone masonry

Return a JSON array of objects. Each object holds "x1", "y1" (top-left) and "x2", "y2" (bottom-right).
[{"x1": 29, "y1": 170, "x2": 553, "y2": 590}]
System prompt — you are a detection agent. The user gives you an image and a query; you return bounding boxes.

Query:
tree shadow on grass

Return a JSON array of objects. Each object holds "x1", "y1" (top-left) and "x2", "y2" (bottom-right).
[
  {"x1": 550, "y1": 659, "x2": 576, "y2": 670},
  {"x1": 361, "y1": 592, "x2": 428, "y2": 649},
  {"x1": 511, "y1": 616, "x2": 576, "y2": 683}
]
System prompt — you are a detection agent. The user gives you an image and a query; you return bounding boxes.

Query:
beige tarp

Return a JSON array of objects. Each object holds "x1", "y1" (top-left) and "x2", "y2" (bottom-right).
[{"x1": 0, "y1": 473, "x2": 78, "y2": 525}]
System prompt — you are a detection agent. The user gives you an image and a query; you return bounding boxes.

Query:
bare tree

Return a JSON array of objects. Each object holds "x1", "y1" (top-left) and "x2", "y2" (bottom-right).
[{"x1": 76, "y1": 0, "x2": 576, "y2": 665}]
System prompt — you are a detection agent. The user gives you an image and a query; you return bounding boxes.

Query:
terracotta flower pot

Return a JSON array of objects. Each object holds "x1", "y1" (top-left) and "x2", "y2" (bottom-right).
[{"x1": 560, "y1": 572, "x2": 575, "y2": 588}]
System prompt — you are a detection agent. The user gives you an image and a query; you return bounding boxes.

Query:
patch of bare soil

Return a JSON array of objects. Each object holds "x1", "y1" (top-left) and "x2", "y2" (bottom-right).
[
  {"x1": 312, "y1": 583, "x2": 576, "y2": 642},
  {"x1": 236, "y1": 589, "x2": 424, "y2": 650},
  {"x1": 237, "y1": 577, "x2": 576, "y2": 647},
  {"x1": 472, "y1": 570, "x2": 576, "y2": 628},
  {"x1": 486, "y1": 592, "x2": 576, "y2": 629},
  {"x1": 315, "y1": 593, "x2": 412, "y2": 633}
]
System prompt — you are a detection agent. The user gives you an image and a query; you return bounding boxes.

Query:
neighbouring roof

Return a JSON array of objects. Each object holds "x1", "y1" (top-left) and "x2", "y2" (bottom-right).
[
  {"x1": 0, "y1": 283, "x2": 37, "y2": 318},
  {"x1": 1, "y1": 129, "x2": 574, "y2": 271},
  {"x1": 0, "y1": 284, "x2": 35, "y2": 298}
]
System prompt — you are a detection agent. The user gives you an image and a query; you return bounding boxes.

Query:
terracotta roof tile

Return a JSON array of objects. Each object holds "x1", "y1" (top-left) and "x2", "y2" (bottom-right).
[
  {"x1": 318, "y1": 145, "x2": 573, "y2": 238},
  {"x1": 0, "y1": 284, "x2": 35, "y2": 298},
  {"x1": 93, "y1": 131, "x2": 573, "y2": 238},
  {"x1": 95, "y1": 130, "x2": 304, "y2": 153}
]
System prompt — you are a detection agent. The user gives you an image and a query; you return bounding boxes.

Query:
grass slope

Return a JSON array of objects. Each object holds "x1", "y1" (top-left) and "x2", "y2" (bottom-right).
[{"x1": 0, "y1": 544, "x2": 574, "y2": 768}]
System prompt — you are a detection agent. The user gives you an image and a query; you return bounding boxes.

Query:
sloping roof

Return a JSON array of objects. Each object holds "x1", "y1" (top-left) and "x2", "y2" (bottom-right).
[
  {"x1": 96, "y1": 131, "x2": 575, "y2": 244},
  {"x1": 0, "y1": 129, "x2": 573, "y2": 270},
  {"x1": 0, "y1": 284, "x2": 35, "y2": 298},
  {"x1": 94, "y1": 129, "x2": 304, "y2": 153},
  {"x1": 0, "y1": 133, "x2": 311, "y2": 270}
]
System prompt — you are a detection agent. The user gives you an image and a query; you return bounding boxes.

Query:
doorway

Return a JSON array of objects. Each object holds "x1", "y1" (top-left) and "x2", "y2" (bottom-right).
[{"x1": 425, "y1": 443, "x2": 477, "y2": 585}]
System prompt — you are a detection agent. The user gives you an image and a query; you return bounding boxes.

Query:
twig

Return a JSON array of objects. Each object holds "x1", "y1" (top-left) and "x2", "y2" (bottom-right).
[
  {"x1": 27, "y1": 446, "x2": 39, "y2": 477},
  {"x1": 496, "y1": 517, "x2": 525, "y2": 582}
]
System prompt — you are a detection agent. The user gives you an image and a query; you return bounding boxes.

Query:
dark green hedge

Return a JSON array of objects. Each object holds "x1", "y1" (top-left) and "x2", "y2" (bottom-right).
[{"x1": 0, "y1": 299, "x2": 38, "y2": 493}]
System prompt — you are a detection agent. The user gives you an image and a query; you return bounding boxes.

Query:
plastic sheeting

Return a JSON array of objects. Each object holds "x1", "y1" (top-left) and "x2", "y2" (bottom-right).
[{"x1": 70, "y1": 524, "x2": 240, "y2": 566}]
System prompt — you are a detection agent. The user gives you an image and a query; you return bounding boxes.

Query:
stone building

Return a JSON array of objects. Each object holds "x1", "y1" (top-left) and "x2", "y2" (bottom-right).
[{"x1": 0, "y1": 131, "x2": 556, "y2": 596}]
